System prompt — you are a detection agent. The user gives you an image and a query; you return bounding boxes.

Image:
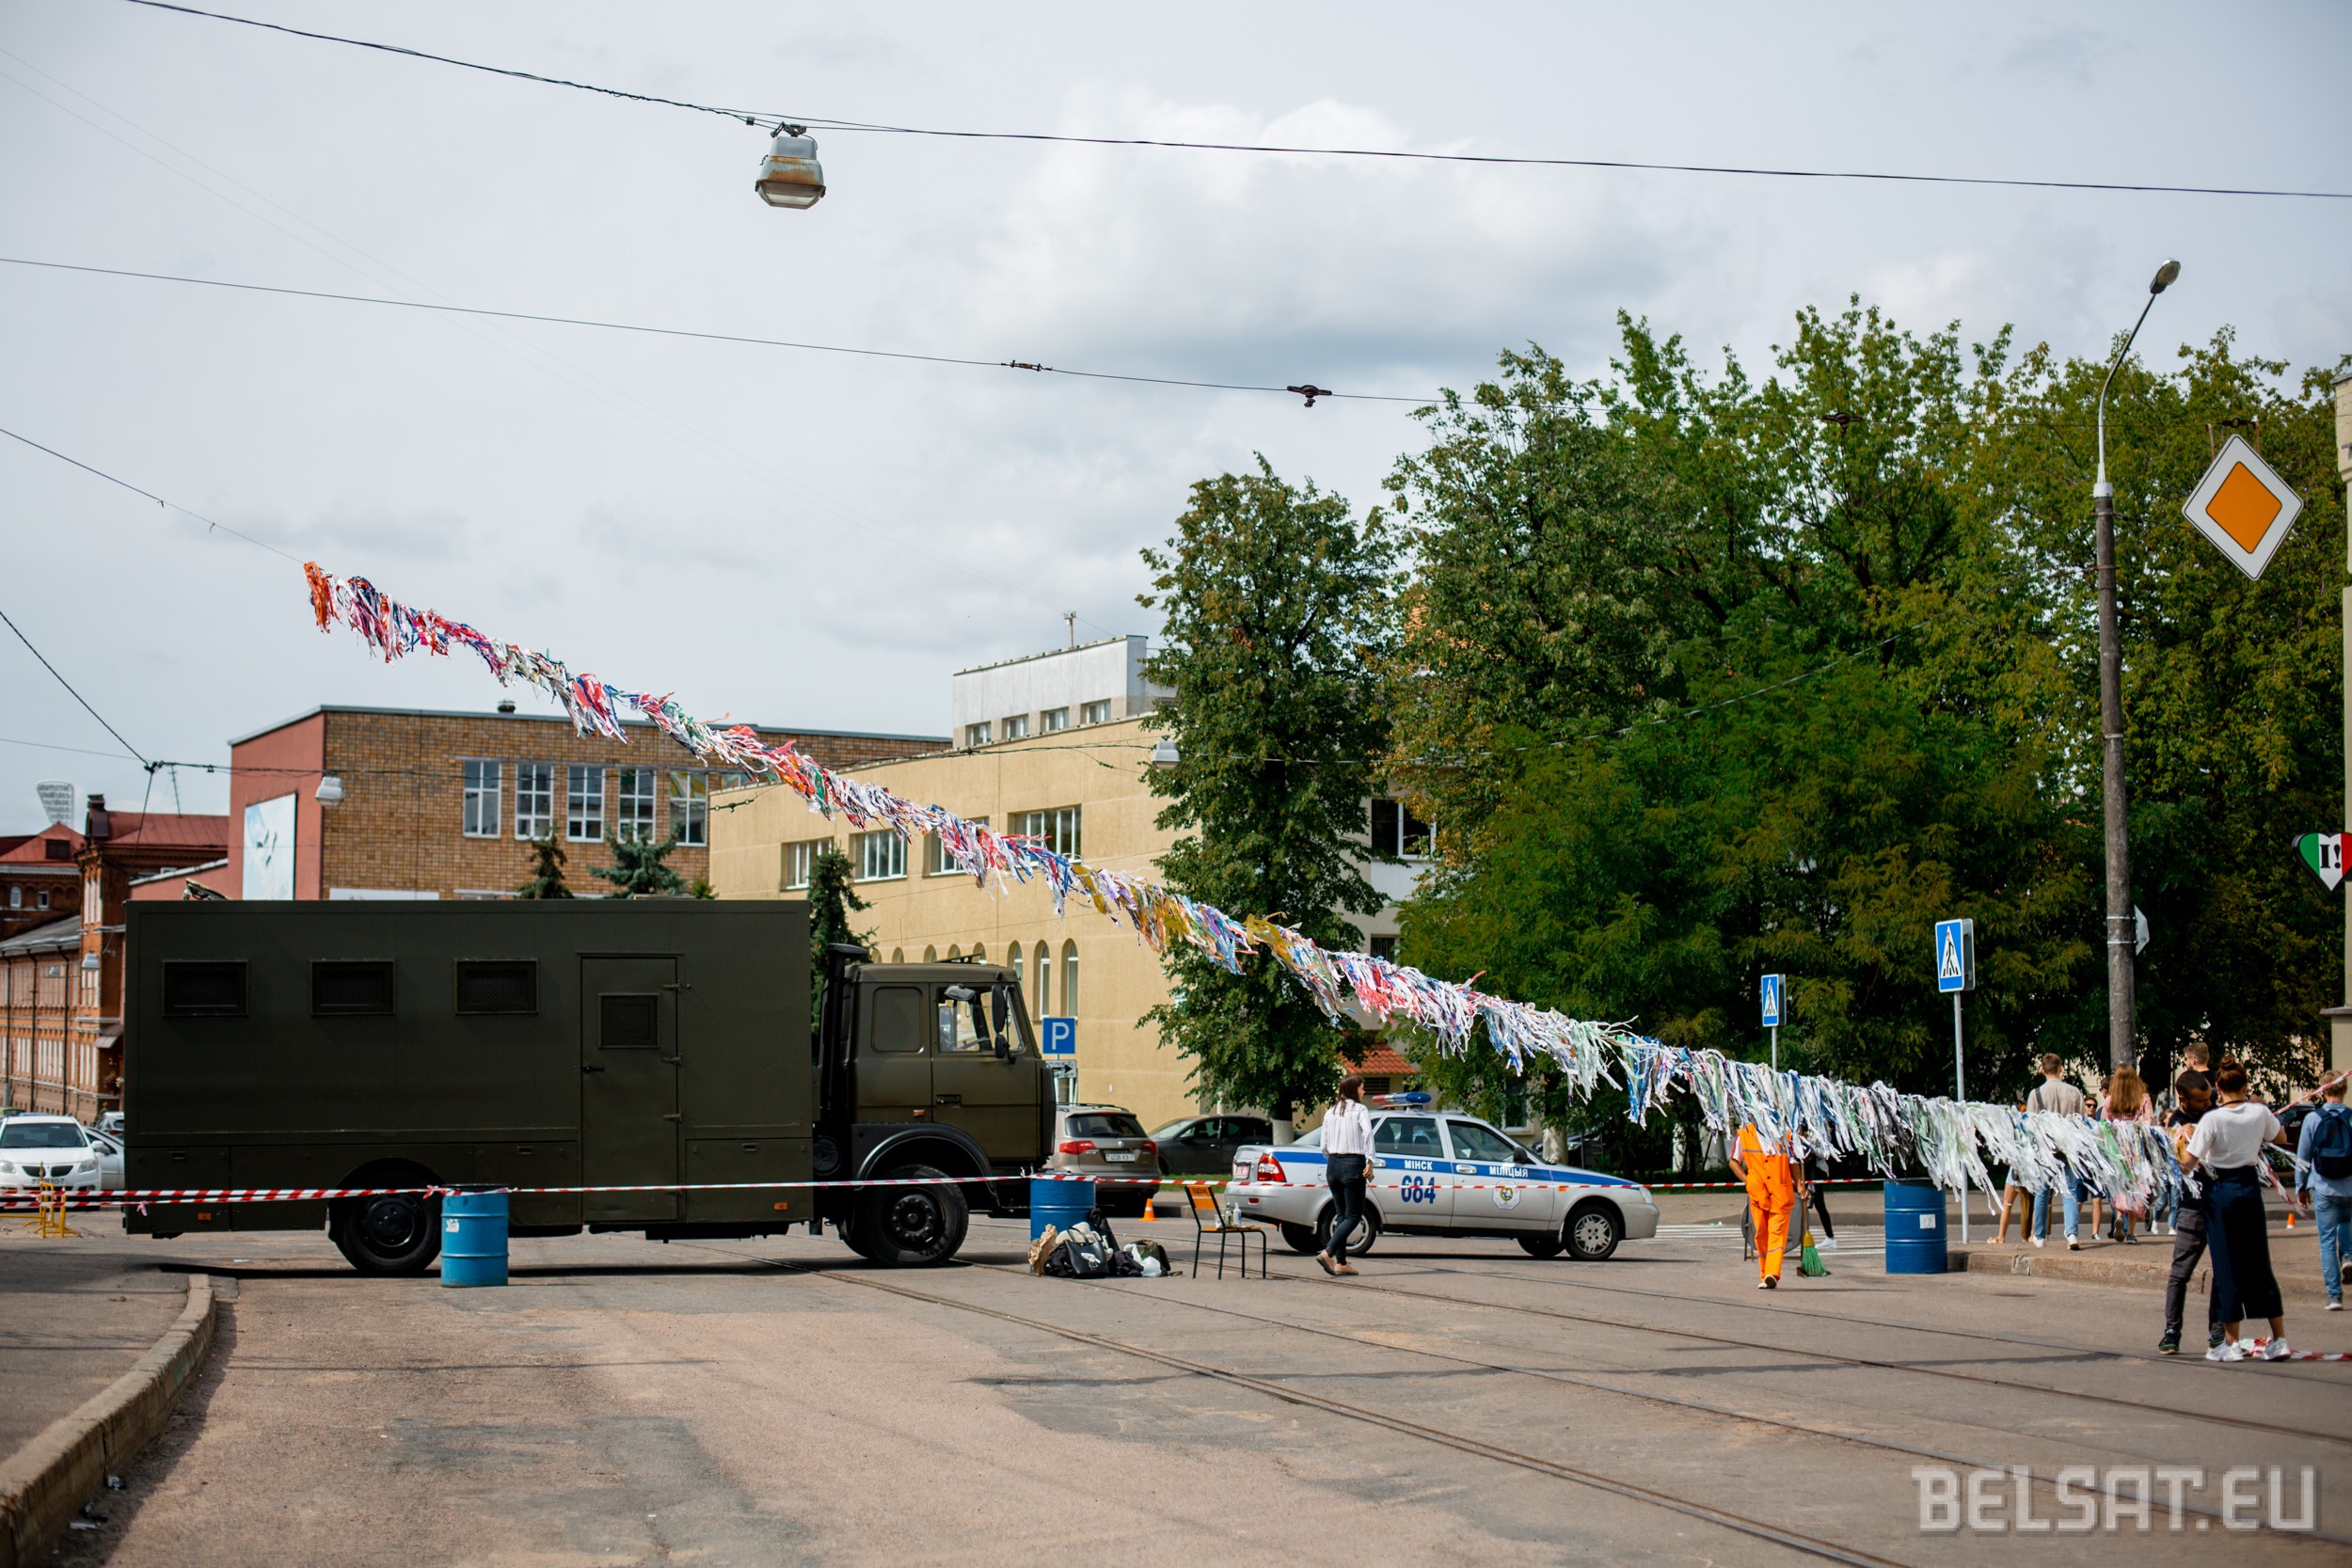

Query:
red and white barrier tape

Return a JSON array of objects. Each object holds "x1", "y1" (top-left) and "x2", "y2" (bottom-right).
[{"x1": 0, "y1": 1171, "x2": 1098, "y2": 1208}]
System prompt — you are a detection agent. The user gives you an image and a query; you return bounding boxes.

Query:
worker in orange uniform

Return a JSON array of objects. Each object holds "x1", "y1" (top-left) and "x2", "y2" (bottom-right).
[{"x1": 1729, "y1": 1121, "x2": 1800, "y2": 1290}]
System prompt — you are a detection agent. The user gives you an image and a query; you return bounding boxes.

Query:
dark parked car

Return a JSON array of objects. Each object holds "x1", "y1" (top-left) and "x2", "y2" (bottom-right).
[{"x1": 1149, "y1": 1115, "x2": 1275, "y2": 1178}]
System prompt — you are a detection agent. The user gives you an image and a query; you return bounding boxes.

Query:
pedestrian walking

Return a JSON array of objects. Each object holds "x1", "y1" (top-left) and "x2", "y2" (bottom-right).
[
  {"x1": 1802, "y1": 1139, "x2": 1836, "y2": 1248},
  {"x1": 2102, "y1": 1067, "x2": 2156, "y2": 1242},
  {"x1": 1730, "y1": 1121, "x2": 1797, "y2": 1290},
  {"x1": 1316, "y1": 1075, "x2": 1374, "y2": 1278},
  {"x1": 2025, "y1": 1055, "x2": 2087, "y2": 1249},
  {"x1": 2179, "y1": 1061, "x2": 2294, "y2": 1361},
  {"x1": 2294, "y1": 1074, "x2": 2352, "y2": 1311},
  {"x1": 1994, "y1": 1165, "x2": 2033, "y2": 1243},
  {"x1": 2158, "y1": 1070, "x2": 2220, "y2": 1354}
]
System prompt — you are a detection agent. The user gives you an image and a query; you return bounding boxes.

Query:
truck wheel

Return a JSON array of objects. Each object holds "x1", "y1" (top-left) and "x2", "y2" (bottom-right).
[
  {"x1": 850, "y1": 1164, "x2": 968, "y2": 1266},
  {"x1": 1314, "y1": 1204, "x2": 1379, "y2": 1258},
  {"x1": 1565, "y1": 1200, "x2": 1622, "y2": 1261},
  {"x1": 330, "y1": 1191, "x2": 441, "y2": 1275},
  {"x1": 1279, "y1": 1222, "x2": 1320, "y2": 1255},
  {"x1": 1517, "y1": 1231, "x2": 1565, "y2": 1259}
]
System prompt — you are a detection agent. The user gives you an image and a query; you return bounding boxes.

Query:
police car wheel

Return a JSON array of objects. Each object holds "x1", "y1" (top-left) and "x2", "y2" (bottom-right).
[
  {"x1": 1313, "y1": 1205, "x2": 1379, "y2": 1258},
  {"x1": 1279, "y1": 1222, "x2": 1320, "y2": 1255},
  {"x1": 1517, "y1": 1232, "x2": 1565, "y2": 1259},
  {"x1": 851, "y1": 1164, "x2": 969, "y2": 1266},
  {"x1": 1565, "y1": 1201, "x2": 1621, "y2": 1261}
]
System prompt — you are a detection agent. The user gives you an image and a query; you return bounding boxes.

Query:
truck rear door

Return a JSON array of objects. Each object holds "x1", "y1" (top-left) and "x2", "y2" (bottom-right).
[{"x1": 581, "y1": 957, "x2": 679, "y2": 1223}]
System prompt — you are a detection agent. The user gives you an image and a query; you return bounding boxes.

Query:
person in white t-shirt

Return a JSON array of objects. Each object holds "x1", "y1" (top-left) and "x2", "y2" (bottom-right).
[
  {"x1": 1317, "y1": 1076, "x2": 1375, "y2": 1277},
  {"x1": 2177, "y1": 1061, "x2": 2293, "y2": 1361}
]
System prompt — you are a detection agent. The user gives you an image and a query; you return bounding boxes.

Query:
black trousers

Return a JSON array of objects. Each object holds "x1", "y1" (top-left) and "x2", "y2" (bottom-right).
[
  {"x1": 2163, "y1": 1203, "x2": 2217, "y2": 1340},
  {"x1": 1807, "y1": 1184, "x2": 1835, "y2": 1241},
  {"x1": 2207, "y1": 1166, "x2": 2283, "y2": 1325},
  {"x1": 1326, "y1": 1153, "x2": 1369, "y2": 1263}
]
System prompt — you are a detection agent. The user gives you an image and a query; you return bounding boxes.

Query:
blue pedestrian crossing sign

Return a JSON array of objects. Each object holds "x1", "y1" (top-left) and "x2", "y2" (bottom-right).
[
  {"x1": 1041, "y1": 1016, "x2": 1076, "y2": 1056},
  {"x1": 1934, "y1": 919, "x2": 1975, "y2": 994},
  {"x1": 1760, "y1": 974, "x2": 1786, "y2": 1028}
]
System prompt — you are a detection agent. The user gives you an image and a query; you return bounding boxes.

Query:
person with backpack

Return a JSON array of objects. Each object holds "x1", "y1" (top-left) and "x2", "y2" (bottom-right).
[{"x1": 2295, "y1": 1074, "x2": 2352, "y2": 1311}]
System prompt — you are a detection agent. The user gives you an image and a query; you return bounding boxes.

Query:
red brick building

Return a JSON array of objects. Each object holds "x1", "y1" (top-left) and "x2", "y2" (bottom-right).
[
  {"x1": 0, "y1": 822, "x2": 81, "y2": 941},
  {"x1": 1, "y1": 798, "x2": 229, "y2": 1119},
  {"x1": 226, "y1": 704, "x2": 946, "y2": 901}
]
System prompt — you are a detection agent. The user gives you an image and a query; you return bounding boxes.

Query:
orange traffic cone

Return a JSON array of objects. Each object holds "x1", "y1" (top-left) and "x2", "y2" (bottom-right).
[{"x1": 1139, "y1": 1187, "x2": 1159, "y2": 1221}]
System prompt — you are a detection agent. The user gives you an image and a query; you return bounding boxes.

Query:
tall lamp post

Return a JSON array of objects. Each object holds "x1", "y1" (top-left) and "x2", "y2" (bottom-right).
[{"x1": 2091, "y1": 259, "x2": 2181, "y2": 1072}]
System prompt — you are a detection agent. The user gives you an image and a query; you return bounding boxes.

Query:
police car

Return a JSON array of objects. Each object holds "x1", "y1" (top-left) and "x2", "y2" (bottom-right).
[{"x1": 1224, "y1": 1109, "x2": 1659, "y2": 1260}]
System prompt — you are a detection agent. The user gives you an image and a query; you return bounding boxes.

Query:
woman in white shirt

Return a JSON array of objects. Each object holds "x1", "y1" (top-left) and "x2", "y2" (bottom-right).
[
  {"x1": 2177, "y1": 1061, "x2": 2293, "y2": 1360},
  {"x1": 1318, "y1": 1075, "x2": 1375, "y2": 1277}
]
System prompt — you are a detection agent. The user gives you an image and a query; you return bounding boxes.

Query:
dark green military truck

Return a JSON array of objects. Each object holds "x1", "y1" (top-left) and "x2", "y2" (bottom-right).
[{"x1": 122, "y1": 902, "x2": 1050, "y2": 1273}]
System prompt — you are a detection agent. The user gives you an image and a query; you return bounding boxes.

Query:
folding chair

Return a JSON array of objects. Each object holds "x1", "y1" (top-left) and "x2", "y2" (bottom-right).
[{"x1": 1184, "y1": 1181, "x2": 1266, "y2": 1278}]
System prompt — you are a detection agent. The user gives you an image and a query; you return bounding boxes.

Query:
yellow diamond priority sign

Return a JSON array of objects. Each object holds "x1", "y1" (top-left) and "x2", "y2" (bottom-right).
[{"x1": 2183, "y1": 433, "x2": 2303, "y2": 579}]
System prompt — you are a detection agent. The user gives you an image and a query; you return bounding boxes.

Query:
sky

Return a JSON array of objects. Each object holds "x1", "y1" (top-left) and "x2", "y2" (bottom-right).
[{"x1": 1, "y1": 0, "x2": 2346, "y2": 834}]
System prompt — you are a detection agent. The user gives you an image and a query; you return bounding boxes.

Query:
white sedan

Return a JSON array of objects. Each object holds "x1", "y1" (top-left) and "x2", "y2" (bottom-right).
[
  {"x1": 0, "y1": 1114, "x2": 106, "y2": 1192},
  {"x1": 1226, "y1": 1111, "x2": 1660, "y2": 1260}
]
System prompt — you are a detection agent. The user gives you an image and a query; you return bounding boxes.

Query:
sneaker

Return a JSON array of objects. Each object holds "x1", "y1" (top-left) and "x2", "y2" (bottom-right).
[
  {"x1": 1316, "y1": 1253, "x2": 1339, "y2": 1277},
  {"x1": 2031, "y1": 1236, "x2": 2046, "y2": 1249},
  {"x1": 2066, "y1": 1234, "x2": 2081, "y2": 1250},
  {"x1": 2327, "y1": 1300, "x2": 2344, "y2": 1312},
  {"x1": 2207, "y1": 1340, "x2": 2247, "y2": 1362},
  {"x1": 2157, "y1": 1333, "x2": 2181, "y2": 1355},
  {"x1": 1819, "y1": 1238, "x2": 1837, "y2": 1251},
  {"x1": 2260, "y1": 1338, "x2": 2293, "y2": 1361},
  {"x1": 1336, "y1": 1262, "x2": 1359, "y2": 1276}
]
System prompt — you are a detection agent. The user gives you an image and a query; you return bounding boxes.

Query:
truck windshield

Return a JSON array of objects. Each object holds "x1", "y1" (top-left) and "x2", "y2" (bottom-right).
[{"x1": 936, "y1": 985, "x2": 1027, "y2": 1054}]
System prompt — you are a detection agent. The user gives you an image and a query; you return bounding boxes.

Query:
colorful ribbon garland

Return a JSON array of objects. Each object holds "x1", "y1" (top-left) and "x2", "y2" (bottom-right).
[{"x1": 297, "y1": 561, "x2": 2217, "y2": 1210}]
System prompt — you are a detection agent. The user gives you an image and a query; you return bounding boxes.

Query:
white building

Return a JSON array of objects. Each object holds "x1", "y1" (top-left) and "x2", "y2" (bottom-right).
[{"x1": 949, "y1": 636, "x2": 1173, "y2": 750}]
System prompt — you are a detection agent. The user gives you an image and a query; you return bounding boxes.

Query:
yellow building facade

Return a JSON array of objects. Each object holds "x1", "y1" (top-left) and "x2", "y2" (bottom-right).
[{"x1": 710, "y1": 716, "x2": 1213, "y2": 1128}]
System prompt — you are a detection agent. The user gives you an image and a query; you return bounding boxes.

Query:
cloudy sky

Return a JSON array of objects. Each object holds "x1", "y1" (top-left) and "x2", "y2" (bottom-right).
[{"x1": 1, "y1": 0, "x2": 2346, "y2": 833}]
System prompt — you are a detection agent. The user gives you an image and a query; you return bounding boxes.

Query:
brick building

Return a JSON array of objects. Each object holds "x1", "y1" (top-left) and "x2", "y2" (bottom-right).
[
  {"x1": 226, "y1": 704, "x2": 948, "y2": 901},
  {"x1": 0, "y1": 821, "x2": 82, "y2": 941},
  {"x1": 0, "y1": 912, "x2": 76, "y2": 1115}
]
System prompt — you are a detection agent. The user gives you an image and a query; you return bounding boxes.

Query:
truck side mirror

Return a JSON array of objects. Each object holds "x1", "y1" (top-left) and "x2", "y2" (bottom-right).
[{"x1": 990, "y1": 988, "x2": 1011, "y2": 1059}]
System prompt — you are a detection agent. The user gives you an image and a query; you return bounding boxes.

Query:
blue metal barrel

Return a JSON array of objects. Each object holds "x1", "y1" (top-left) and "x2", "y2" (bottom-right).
[
  {"x1": 440, "y1": 1188, "x2": 510, "y2": 1287},
  {"x1": 1883, "y1": 1180, "x2": 1947, "y2": 1275},
  {"x1": 1031, "y1": 1176, "x2": 1096, "y2": 1240}
]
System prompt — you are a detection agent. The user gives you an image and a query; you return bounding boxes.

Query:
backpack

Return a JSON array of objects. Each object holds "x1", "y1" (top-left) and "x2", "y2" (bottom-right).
[{"x1": 2311, "y1": 1103, "x2": 2352, "y2": 1180}]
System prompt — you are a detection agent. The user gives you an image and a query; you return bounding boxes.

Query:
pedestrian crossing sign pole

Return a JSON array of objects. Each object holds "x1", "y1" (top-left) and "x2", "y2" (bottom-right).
[
  {"x1": 1760, "y1": 974, "x2": 1786, "y2": 1070},
  {"x1": 1934, "y1": 918, "x2": 1975, "y2": 1241}
]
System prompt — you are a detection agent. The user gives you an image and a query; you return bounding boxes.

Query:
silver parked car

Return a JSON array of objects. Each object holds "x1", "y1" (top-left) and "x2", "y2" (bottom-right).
[{"x1": 1042, "y1": 1104, "x2": 1159, "y2": 1217}]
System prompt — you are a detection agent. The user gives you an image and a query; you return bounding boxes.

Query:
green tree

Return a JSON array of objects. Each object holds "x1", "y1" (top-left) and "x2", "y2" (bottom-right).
[
  {"x1": 591, "y1": 832, "x2": 687, "y2": 898},
  {"x1": 805, "y1": 845, "x2": 870, "y2": 1031},
  {"x1": 1139, "y1": 458, "x2": 1397, "y2": 1124},
  {"x1": 516, "y1": 831, "x2": 573, "y2": 898}
]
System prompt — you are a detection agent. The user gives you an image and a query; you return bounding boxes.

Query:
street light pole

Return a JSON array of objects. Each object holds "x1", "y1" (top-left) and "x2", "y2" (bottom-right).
[{"x1": 2091, "y1": 260, "x2": 2180, "y2": 1073}]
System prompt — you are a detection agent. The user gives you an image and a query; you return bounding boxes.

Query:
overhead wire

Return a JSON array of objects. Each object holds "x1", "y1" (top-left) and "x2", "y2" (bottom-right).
[
  {"x1": 0, "y1": 603, "x2": 151, "y2": 766},
  {"x1": 0, "y1": 51, "x2": 1127, "y2": 641},
  {"x1": 119, "y1": 0, "x2": 2352, "y2": 202},
  {"x1": 0, "y1": 255, "x2": 1429, "y2": 404}
]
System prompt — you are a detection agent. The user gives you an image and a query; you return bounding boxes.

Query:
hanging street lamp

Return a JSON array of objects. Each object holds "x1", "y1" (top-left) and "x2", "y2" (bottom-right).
[{"x1": 755, "y1": 125, "x2": 825, "y2": 210}]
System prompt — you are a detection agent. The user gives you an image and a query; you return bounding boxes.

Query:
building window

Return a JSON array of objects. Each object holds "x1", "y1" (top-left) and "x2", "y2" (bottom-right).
[
  {"x1": 670, "y1": 774, "x2": 708, "y2": 847},
  {"x1": 37, "y1": 890, "x2": 49, "y2": 910},
  {"x1": 964, "y1": 721, "x2": 992, "y2": 748},
  {"x1": 717, "y1": 771, "x2": 751, "y2": 791},
  {"x1": 855, "y1": 831, "x2": 907, "y2": 882},
  {"x1": 7, "y1": 886, "x2": 17, "y2": 909},
  {"x1": 515, "y1": 764, "x2": 554, "y2": 841},
  {"x1": 1008, "y1": 942, "x2": 1024, "y2": 992},
  {"x1": 1002, "y1": 714, "x2": 1031, "y2": 740},
  {"x1": 1042, "y1": 707, "x2": 1070, "y2": 733},
  {"x1": 1080, "y1": 700, "x2": 1112, "y2": 726},
  {"x1": 1033, "y1": 943, "x2": 1051, "y2": 1012},
  {"x1": 462, "y1": 761, "x2": 501, "y2": 838},
  {"x1": 44, "y1": 838, "x2": 72, "y2": 861},
  {"x1": 614, "y1": 768, "x2": 657, "y2": 843},
  {"x1": 1369, "y1": 934, "x2": 1400, "y2": 962},
  {"x1": 566, "y1": 766, "x2": 605, "y2": 842},
  {"x1": 1369, "y1": 798, "x2": 1432, "y2": 859},
  {"x1": 1012, "y1": 807, "x2": 1081, "y2": 858},
  {"x1": 1061, "y1": 940, "x2": 1078, "y2": 1015},
  {"x1": 784, "y1": 839, "x2": 826, "y2": 891},
  {"x1": 927, "y1": 817, "x2": 987, "y2": 877}
]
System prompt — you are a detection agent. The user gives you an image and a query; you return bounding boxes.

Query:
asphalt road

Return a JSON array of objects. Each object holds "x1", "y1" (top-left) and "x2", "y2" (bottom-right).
[
  {"x1": 0, "y1": 1228, "x2": 187, "y2": 1455},
  {"x1": 28, "y1": 1214, "x2": 2352, "y2": 1566}
]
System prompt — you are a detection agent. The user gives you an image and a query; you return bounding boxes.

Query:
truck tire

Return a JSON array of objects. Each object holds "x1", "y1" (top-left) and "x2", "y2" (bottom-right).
[
  {"x1": 1313, "y1": 1203, "x2": 1379, "y2": 1259},
  {"x1": 850, "y1": 1164, "x2": 968, "y2": 1266},
  {"x1": 1565, "y1": 1200, "x2": 1622, "y2": 1261},
  {"x1": 330, "y1": 1190, "x2": 441, "y2": 1275},
  {"x1": 1279, "y1": 1222, "x2": 1320, "y2": 1255}
]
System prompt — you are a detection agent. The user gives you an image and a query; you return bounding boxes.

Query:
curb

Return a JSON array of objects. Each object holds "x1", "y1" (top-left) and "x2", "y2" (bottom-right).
[
  {"x1": 1949, "y1": 1244, "x2": 2337, "y2": 1303},
  {"x1": 0, "y1": 1274, "x2": 218, "y2": 1568}
]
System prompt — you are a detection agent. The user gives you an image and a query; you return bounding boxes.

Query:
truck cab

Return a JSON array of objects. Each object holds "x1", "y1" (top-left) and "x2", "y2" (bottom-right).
[{"x1": 811, "y1": 944, "x2": 1052, "y2": 1264}]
